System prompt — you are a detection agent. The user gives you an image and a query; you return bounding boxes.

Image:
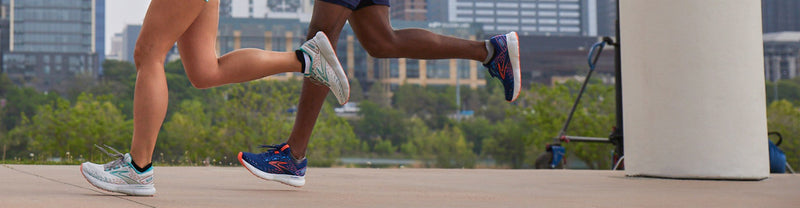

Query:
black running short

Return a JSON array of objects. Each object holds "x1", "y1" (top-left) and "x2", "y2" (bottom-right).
[{"x1": 320, "y1": 0, "x2": 390, "y2": 10}]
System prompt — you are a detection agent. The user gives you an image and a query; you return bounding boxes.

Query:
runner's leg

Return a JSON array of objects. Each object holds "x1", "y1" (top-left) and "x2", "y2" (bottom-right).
[
  {"x1": 286, "y1": 0, "x2": 353, "y2": 159},
  {"x1": 348, "y1": 5, "x2": 488, "y2": 61}
]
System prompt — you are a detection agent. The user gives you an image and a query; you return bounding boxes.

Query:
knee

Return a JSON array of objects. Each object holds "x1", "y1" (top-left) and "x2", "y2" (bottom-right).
[
  {"x1": 185, "y1": 69, "x2": 217, "y2": 89},
  {"x1": 361, "y1": 35, "x2": 397, "y2": 58},
  {"x1": 133, "y1": 43, "x2": 165, "y2": 73}
]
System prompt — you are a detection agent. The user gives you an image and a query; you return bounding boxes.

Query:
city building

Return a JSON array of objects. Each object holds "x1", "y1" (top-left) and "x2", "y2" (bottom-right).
[
  {"x1": 1, "y1": 0, "x2": 105, "y2": 92},
  {"x1": 518, "y1": 34, "x2": 615, "y2": 85},
  {"x1": 441, "y1": 0, "x2": 597, "y2": 36},
  {"x1": 391, "y1": 0, "x2": 427, "y2": 21},
  {"x1": 107, "y1": 33, "x2": 123, "y2": 61},
  {"x1": 225, "y1": 0, "x2": 313, "y2": 21},
  {"x1": 762, "y1": 0, "x2": 800, "y2": 33},
  {"x1": 763, "y1": 32, "x2": 800, "y2": 81},
  {"x1": 119, "y1": 25, "x2": 141, "y2": 64},
  {"x1": 595, "y1": 0, "x2": 616, "y2": 37}
]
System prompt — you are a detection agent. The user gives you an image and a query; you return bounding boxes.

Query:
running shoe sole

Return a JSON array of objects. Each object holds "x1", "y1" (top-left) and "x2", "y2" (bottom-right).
[
  {"x1": 315, "y1": 32, "x2": 350, "y2": 105},
  {"x1": 80, "y1": 165, "x2": 156, "y2": 196},
  {"x1": 237, "y1": 152, "x2": 306, "y2": 187},
  {"x1": 507, "y1": 32, "x2": 521, "y2": 102}
]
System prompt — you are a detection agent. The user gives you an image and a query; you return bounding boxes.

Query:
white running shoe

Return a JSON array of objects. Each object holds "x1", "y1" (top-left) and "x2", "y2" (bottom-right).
[
  {"x1": 299, "y1": 31, "x2": 350, "y2": 105},
  {"x1": 80, "y1": 145, "x2": 155, "y2": 196}
]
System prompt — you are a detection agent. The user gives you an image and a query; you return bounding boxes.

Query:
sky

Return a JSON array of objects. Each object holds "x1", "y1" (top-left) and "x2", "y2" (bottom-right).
[{"x1": 105, "y1": 0, "x2": 152, "y2": 54}]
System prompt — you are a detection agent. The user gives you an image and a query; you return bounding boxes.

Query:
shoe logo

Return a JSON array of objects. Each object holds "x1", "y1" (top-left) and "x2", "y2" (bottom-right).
[
  {"x1": 110, "y1": 170, "x2": 140, "y2": 184},
  {"x1": 269, "y1": 161, "x2": 288, "y2": 171}
]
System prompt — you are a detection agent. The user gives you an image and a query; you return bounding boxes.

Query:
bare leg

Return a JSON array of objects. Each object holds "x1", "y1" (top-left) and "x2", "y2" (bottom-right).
[
  {"x1": 178, "y1": 5, "x2": 302, "y2": 89},
  {"x1": 349, "y1": 6, "x2": 488, "y2": 61},
  {"x1": 130, "y1": 0, "x2": 207, "y2": 166},
  {"x1": 286, "y1": 1, "x2": 352, "y2": 159},
  {"x1": 131, "y1": 0, "x2": 301, "y2": 165}
]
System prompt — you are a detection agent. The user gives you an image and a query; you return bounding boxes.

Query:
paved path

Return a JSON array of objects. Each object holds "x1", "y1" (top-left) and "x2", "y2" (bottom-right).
[{"x1": 1, "y1": 164, "x2": 798, "y2": 207}]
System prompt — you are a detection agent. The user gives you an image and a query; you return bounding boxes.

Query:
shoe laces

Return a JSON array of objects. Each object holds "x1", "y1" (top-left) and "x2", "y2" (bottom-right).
[
  {"x1": 259, "y1": 144, "x2": 288, "y2": 155},
  {"x1": 95, "y1": 144, "x2": 125, "y2": 170}
]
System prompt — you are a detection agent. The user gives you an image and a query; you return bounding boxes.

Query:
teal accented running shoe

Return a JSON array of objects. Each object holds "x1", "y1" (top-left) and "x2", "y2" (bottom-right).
[
  {"x1": 80, "y1": 145, "x2": 155, "y2": 196},
  {"x1": 299, "y1": 31, "x2": 350, "y2": 105},
  {"x1": 238, "y1": 143, "x2": 307, "y2": 187},
  {"x1": 484, "y1": 31, "x2": 521, "y2": 102}
]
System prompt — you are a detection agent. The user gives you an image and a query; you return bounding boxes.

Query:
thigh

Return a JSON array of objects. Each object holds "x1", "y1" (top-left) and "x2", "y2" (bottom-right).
[
  {"x1": 307, "y1": 0, "x2": 353, "y2": 42},
  {"x1": 348, "y1": 5, "x2": 393, "y2": 44},
  {"x1": 176, "y1": 0, "x2": 220, "y2": 74},
  {"x1": 136, "y1": 0, "x2": 208, "y2": 59}
]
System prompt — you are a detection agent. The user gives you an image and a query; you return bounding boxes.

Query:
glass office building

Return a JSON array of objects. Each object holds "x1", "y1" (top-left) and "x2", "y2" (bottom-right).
[
  {"x1": 439, "y1": 0, "x2": 596, "y2": 36},
  {"x1": 1, "y1": 0, "x2": 104, "y2": 91}
]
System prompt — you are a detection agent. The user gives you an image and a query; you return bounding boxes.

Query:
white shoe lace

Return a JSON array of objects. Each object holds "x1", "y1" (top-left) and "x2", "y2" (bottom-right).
[{"x1": 94, "y1": 144, "x2": 125, "y2": 171}]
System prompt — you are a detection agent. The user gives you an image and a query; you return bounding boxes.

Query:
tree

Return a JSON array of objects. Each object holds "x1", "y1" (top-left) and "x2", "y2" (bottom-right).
[
  {"x1": 91, "y1": 60, "x2": 137, "y2": 118},
  {"x1": 393, "y1": 84, "x2": 457, "y2": 129},
  {"x1": 402, "y1": 120, "x2": 476, "y2": 168},
  {"x1": 767, "y1": 100, "x2": 799, "y2": 170},
  {"x1": 517, "y1": 81, "x2": 615, "y2": 169},
  {"x1": 160, "y1": 100, "x2": 213, "y2": 164},
  {"x1": 355, "y1": 100, "x2": 409, "y2": 145},
  {"x1": 765, "y1": 77, "x2": 800, "y2": 105},
  {"x1": 10, "y1": 94, "x2": 132, "y2": 162},
  {"x1": 305, "y1": 104, "x2": 361, "y2": 166}
]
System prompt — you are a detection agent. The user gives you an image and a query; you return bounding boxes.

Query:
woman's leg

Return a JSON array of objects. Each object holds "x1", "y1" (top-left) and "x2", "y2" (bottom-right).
[
  {"x1": 177, "y1": 2, "x2": 301, "y2": 89},
  {"x1": 130, "y1": 0, "x2": 209, "y2": 166}
]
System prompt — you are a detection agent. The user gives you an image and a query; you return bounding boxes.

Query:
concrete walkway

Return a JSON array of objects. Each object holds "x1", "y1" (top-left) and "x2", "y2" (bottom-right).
[{"x1": 1, "y1": 164, "x2": 798, "y2": 207}]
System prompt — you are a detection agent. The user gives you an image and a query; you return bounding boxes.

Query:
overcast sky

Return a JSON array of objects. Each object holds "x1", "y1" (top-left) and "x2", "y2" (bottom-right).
[{"x1": 105, "y1": 0, "x2": 152, "y2": 54}]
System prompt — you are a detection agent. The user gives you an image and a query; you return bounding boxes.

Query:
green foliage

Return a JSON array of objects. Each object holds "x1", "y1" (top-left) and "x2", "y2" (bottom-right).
[
  {"x1": 1, "y1": 83, "x2": 61, "y2": 131},
  {"x1": 515, "y1": 81, "x2": 615, "y2": 169},
  {"x1": 90, "y1": 60, "x2": 137, "y2": 118},
  {"x1": 402, "y1": 120, "x2": 476, "y2": 168},
  {"x1": 355, "y1": 100, "x2": 410, "y2": 145},
  {"x1": 305, "y1": 104, "x2": 361, "y2": 166},
  {"x1": 765, "y1": 77, "x2": 800, "y2": 105},
  {"x1": 8, "y1": 93, "x2": 131, "y2": 162},
  {"x1": 393, "y1": 85, "x2": 457, "y2": 129},
  {"x1": 767, "y1": 100, "x2": 800, "y2": 170},
  {"x1": 5, "y1": 58, "x2": 799, "y2": 171}
]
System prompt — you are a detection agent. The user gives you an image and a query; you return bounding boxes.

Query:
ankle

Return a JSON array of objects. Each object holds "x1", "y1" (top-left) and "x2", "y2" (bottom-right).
[{"x1": 130, "y1": 159, "x2": 152, "y2": 172}]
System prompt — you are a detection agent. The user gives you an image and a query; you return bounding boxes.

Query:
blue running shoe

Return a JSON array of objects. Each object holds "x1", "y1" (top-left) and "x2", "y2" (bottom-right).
[
  {"x1": 484, "y1": 31, "x2": 521, "y2": 102},
  {"x1": 238, "y1": 143, "x2": 307, "y2": 187}
]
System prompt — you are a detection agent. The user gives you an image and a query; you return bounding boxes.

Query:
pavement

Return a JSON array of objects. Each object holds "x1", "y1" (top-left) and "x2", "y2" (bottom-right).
[{"x1": 1, "y1": 164, "x2": 798, "y2": 208}]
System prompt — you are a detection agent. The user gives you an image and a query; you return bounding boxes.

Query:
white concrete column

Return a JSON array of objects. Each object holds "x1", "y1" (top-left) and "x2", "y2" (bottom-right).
[{"x1": 621, "y1": 0, "x2": 769, "y2": 180}]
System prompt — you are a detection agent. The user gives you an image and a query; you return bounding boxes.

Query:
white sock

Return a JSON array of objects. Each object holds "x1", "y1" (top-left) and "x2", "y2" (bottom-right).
[{"x1": 302, "y1": 53, "x2": 312, "y2": 74}]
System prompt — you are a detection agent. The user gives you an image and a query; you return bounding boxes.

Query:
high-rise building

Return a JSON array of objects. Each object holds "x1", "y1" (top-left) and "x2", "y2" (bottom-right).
[
  {"x1": 228, "y1": 0, "x2": 313, "y2": 21},
  {"x1": 120, "y1": 25, "x2": 141, "y2": 64},
  {"x1": 391, "y1": 0, "x2": 427, "y2": 21},
  {"x1": 763, "y1": 32, "x2": 800, "y2": 81},
  {"x1": 595, "y1": 0, "x2": 616, "y2": 37},
  {"x1": 762, "y1": 0, "x2": 800, "y2": 33},
  {"x1": 1, "y1": 0, "x2": 105, "y2": 91},
  {"x1": 426, "y1": 0, "x2": 449, "y2": 22},
  {"x1": 107, "y1": 33, "x2": 123, "y2": 61},
  {"x1": 443, "y1": 0, "x2": 597, "y2": 36}
]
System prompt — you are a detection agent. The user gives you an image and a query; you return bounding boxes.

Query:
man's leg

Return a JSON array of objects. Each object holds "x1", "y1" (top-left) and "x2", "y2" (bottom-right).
[
  {"x1": 286, "y1": 0, "x2": 353, "y2": 159},
  {"x1": 348, "y1": 5, "x2": 488, "y2": 61},
  {"x1": 349, "y1": 5, "x2": 521, "y2": 102}
]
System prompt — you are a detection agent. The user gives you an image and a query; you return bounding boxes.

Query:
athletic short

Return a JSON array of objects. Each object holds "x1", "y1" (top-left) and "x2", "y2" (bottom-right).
[{"x1": 320, "y1": 0, "x2": 390, "y2": 10}]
